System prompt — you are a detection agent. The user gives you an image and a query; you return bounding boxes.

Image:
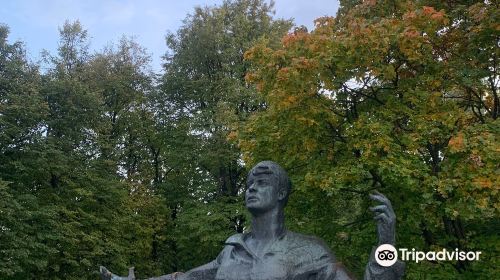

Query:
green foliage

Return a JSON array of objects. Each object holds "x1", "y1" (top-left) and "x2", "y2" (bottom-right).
[
  {"x1": 0, "y1": 24, "x2": 54, "y2": 278},
  {"x1": 1, "y1": 21, "x2": 173, "y2": 279},
  {"x1": 158, "y1": 0, "x2": 292, "y2": 269}
]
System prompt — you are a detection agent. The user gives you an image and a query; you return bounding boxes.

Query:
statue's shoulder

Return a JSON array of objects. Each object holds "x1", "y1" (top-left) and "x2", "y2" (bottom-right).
[
  {"x1": 285, "y1": 231, "x2": 335, "y2": 261},
  {"x1": 224, "y1": 233, "x2": 244, "y2": 244}
]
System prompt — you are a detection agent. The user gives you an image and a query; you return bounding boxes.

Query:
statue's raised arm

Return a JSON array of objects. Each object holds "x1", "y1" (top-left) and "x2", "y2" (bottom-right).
[
  {"x1": 99, "y1": 161, "x2": 404, "y2": 280},
  {"x1": 364, "y1": 191, "x2": 406, "y2": 279}
]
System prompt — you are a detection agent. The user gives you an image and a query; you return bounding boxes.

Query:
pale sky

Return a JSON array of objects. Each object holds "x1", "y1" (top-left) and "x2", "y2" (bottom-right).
[{"x1": 1, "y1": 0, "x2": 339, "y2": 71}]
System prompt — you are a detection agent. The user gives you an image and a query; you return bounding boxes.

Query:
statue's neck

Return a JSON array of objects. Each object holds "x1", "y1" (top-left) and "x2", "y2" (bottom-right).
[{"x1": 250, "y1": 206, "x2": 285, "y2": 241}]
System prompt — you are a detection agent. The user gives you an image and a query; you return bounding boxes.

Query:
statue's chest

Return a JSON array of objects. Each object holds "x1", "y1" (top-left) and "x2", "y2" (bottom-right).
[{"x1": 215, "y1": 256, "x2": 289, "y2": 280}]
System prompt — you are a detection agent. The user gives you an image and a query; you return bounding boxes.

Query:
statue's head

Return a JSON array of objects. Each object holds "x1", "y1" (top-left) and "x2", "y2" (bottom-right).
[{"x1": 245, "y1": 161, "x2": 292, "y2": 213}]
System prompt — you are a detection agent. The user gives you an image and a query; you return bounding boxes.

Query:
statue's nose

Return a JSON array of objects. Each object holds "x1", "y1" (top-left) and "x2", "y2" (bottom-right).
[{"x1": 248, "y1": 183, "x2": 257, "y2": 192}]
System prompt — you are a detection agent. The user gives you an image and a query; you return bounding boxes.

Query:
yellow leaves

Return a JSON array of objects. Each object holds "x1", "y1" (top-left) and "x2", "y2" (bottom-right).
[
  {"x1": 272, "y1": 50, "x2": 287, "y2": 60},
  {"x1": 303, "y1": 139, "x2": 318, "y2": 152},
  {"x1": 403, "y1": 26, "x2": 420, "y2": 38},
  {"x1": 494, "y1": 140, "x2": 500, "y2": 153},
  {"x1": 403, "y1": 11, "x2": 417, "y2": 20},
  {"x1": 477, "y1": 197, "x2": 489, "y2": 211},
  {"x1": 430, "y1": 79, "x2": 442, "y2": 90},
  {"x1": 281, "y1": 34, "x2": 294, "y2": 47},
  {"x1": 448, "y1": 132, "x2": 465, "y2": 152},
  {"x1": 473, "y1": 177, "x2": 493, "y2": 189},
  {"x1": 291, "y1": 56, "x2": 317, "y2": 70},
  {"x1": 399, "y1": 6, "x2": 448, "y2": 57},
  {"x1": 304, "y1": 170, "x2": 333, "y2": 191},
  {"x1": 278, "y1": 67, "x2": 289, "y2": 74},
  {"x1": 281, "y1": 31, "x2": 310, "y2": 48},
  {"x1": 347, "y1": 18, "x2": 369, "y2": 38},
  {"x1": 226, "y1": 130, "x2": 238, "y2": 141},
  {"x1": 364, "y1": 0, "x2": 376, "y2": 7},
  {"x1": 430, "y1": 12, "x2": 446, "y2": 22},
  {"x1": 422, "y1": 6, "x2": 437, "y2": 16},
  {"x1": 426, "y1": 91, "x2": 442, "y2": 108},
  {"x1": 382, "y1": 144, "x2": 390, "y2": 153},
  {"x1": 243, "y1": 49, "x2": 254, "y2": 61},
  {"x1": 281, "y1": 94, "x2": 297, "y2": 107},
  {"x1": 277, "y1": 67, "x2": 291, "y2": 82},
  {"x1": 399, "y1": 25, "x2": 425, "y2": 61},
  {"x1": 243, "y1": 44, "x2": 273, "y2": 65},
  {"x1": 256, "y1": 82, "x2": 264, "y2": 92},
  {"x1": 296, "y1": 116, "x2": 318, "y2": 127},
  {"x1": 244, "y1": 72, "x2": 256, "y2": 83},
  {"x1": 381, "y1": 64, "x2": 396, "y2": 80},
  {"x1": 485, "y1": 94, "x2": 495, "y2": 111},
  {"x1": 468, "y1": 3, "x2": 488, "y2": 22},
  {"x1": 418, "y1": 6, "x2": 448, "y2": 24},
  {"x1": 336, "y1": 231, "x2": 349, "y2": 241}
]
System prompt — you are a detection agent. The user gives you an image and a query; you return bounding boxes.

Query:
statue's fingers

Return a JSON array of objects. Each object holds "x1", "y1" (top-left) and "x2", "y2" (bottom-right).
[
  {"x1": 369, "y1": 193, "x2": 387, "y2": 204},
  {"x1": 369, "y1": 192, "x2": 392, "y2": 207},
  {"x1": 374, "y1": 213, "x2": 390, "y2": 223},
  {"x1": 373, "y1": 190, "x2": 384, "y2": 196},
  {"x1": 369, "y1": 205, "x2": 388, "y2": 213},
  {"x1": 371, "y1": 203, "x2": 395, "y2": 218},
  {"x1": 370, "y1": 191, "x2": 389, "y2": 202}
]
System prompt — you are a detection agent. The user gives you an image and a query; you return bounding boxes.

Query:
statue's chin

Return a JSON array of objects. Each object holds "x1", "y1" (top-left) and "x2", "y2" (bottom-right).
[
  {"x1": 246, "y1": 204, "x2": 258, "y2": 210},
  {"x1": 246, "y1": 204, "x2": 278, "y2": 216},
  {"x1": 246, "y1": 204, "x2": 265, "y2": 214}
]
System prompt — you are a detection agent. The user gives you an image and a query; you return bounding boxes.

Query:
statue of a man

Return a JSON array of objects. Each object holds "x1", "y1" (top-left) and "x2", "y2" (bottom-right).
[{"x1": 101, "y1": 161, "x2": 405, "y2": 279}]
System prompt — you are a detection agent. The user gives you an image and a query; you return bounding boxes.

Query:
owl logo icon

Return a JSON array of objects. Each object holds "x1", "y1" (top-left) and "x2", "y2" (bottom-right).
[{"x1": 375, "y1": 244, "x2": 398, "y2": 267}]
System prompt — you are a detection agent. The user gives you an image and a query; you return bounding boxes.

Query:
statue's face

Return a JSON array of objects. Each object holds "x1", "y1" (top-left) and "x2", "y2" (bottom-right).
[{"x1": 245, "y1": 163, "x2": 283, "y2": 213}]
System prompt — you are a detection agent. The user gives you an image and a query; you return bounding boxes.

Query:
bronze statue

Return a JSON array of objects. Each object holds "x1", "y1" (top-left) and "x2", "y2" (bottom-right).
[{"x1": 101, "y1": 161, "x2": 405, "y2": 279}]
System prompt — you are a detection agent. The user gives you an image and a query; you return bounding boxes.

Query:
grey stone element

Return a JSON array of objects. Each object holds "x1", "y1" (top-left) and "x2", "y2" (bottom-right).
[{"x1": 100, "y1": 161, "x2": 405, "y2": 280}]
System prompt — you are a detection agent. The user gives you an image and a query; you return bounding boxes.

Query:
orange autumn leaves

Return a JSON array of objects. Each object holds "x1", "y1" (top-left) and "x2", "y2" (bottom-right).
[{"x1": 240, "y1": 1, "x2": 499, "y2": 220}]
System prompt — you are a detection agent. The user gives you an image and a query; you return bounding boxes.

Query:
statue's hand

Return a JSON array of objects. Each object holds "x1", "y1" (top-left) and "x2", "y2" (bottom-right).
[
  {"x1": 100, "y1": 266, "x2": 135, "y2": 280},
  {"x1": 369, "y1": 191, "x2": 396, "y2": 245}
]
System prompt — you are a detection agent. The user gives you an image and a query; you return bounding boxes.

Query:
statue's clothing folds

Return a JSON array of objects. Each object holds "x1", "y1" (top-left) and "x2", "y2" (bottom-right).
[{"x1": 176, "y1": 230, "x2": 353, "y2": 280}]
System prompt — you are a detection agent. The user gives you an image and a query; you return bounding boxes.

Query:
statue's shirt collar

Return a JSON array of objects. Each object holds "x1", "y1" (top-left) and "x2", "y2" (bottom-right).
[
  {"x1": 215, "y1": 230, "x2": 335, "y2": 280},
  {"x1": 223, "y1": 230, "x2": 287, "y2": 261}
]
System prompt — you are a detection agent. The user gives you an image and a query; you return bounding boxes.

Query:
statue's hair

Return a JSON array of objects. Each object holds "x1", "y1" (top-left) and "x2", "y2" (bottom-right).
[{"x1": 247, "y1": 161, "x2": 292, "y2": 206}]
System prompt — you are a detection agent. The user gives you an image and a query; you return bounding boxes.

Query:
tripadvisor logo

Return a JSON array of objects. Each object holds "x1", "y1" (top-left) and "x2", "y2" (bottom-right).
[
  {"x1": 375, "y1": 244, "x2": 398, "y2": 267},
  {"x1": 374, "y1": 244, "x2": 482, "y2": 266}
]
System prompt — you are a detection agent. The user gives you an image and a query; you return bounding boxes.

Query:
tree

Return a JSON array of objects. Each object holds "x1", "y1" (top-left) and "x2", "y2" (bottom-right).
[
  {"x1": 0, "y1": 21, "x2": 171, "y2": 279},
  {"x1": 0, "y1": 24, "x2": 55, "y2": 279},
  {"x1": 159, "y1": 0, "x2": 293, "y2": 270},
  {"x1": 87, "y1": 36, "x2": 175, "y2": 278},
  {"x1": 240, "y1": 0, "x2": 498, "y2": 278}
]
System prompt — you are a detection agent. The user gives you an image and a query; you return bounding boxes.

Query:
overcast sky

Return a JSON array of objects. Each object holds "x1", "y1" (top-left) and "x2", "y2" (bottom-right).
[{"x1": 1, "y1": 0, "x2": 339, "y2": 71}]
